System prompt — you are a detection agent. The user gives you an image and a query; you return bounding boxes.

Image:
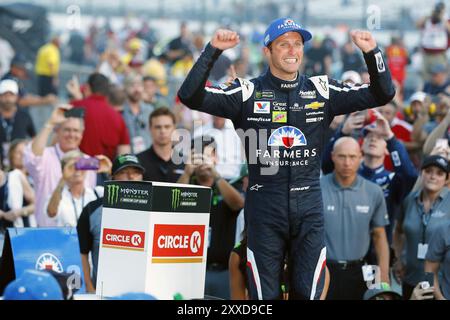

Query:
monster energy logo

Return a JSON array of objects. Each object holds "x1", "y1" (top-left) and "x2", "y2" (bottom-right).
[
  {"x1": 172, "y1": 188, "x2": 181, "y2": 209},
  {"x1": 107, "y1": 185, "x2": 120, "y2": 205}
]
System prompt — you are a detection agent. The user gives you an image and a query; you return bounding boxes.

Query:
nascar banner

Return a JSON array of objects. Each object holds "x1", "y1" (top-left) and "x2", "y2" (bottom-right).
[
  {"x1": 0, "y1": 227, "x2": 86, "y2": 295},
  {"x1": 97, "y1": 181, "x2": 211, "y2": 299}
]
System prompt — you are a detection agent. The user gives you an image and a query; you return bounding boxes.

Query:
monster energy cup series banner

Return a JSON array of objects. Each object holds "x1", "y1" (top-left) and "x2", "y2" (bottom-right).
[{"x1": 103, "y1": 181, "x2": 212, "y2": 213}]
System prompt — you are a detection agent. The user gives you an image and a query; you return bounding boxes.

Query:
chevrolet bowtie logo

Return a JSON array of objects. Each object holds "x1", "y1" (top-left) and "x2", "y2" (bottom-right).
[{"x1": 305, "y1": 101, "x2": 325, "y2": 110}]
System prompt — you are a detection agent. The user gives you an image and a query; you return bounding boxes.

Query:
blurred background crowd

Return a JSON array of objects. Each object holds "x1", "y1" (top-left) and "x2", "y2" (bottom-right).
[{"x1": 0, "y1": 0, "x2": 449, "y2": 301}]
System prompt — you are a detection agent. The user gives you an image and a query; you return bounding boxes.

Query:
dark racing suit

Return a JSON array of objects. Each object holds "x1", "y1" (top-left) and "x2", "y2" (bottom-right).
[{"x1": 178, "y1": 43, "x2": 395, "y2": 300}]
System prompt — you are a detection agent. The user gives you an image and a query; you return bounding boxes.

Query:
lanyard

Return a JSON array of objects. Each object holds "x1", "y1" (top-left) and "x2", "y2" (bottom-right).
[
  {"x1": 421, "y1": 210, "x2": 433, "y2": 244},
  {"x1": 1, "y1": 117, "x2": 14, "y2": 142},
  {"x1": 54, "y1": 145, "x2": 62, "y2": 162},
  {"x1": 70, "y1": 190, "x2": 85, "y2": 224}
]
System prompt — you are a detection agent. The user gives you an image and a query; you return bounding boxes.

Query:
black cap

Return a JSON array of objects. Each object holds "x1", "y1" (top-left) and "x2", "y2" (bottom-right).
[
  {"x1": 112, "y1": 154, "x2": 145, "y2": 176},
  {"x1": 363, "y1": 288, "x2": 402, "y2": 300},
  {"x1": 421, "y1": 155, "x2": 449, "y2": 173}
]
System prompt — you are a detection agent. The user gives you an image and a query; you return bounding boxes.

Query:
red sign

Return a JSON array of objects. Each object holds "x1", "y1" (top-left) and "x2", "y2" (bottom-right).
[
  {"x1": 102, "y1": 228, "x2": 145, "y2": 250},
  {"x1": 152, "y1": 224, "x2": 205, "y2": 257}
]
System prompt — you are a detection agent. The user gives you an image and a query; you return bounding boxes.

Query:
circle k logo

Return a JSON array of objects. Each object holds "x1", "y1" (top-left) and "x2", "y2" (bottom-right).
[
  {"x1": 131, "y1": 234, "x2": 142, "y2": 247},
  {"x1": 190, "y1": 231, "x2": 202, "y2": 254}
]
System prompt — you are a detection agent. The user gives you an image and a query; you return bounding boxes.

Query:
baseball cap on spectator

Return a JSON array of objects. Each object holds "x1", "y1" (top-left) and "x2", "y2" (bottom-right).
[
  {"x1": 43, "y1": 269, "x2": 81, "y2": 300},
  {"x1": 3, "y1": 269, "x2": 64, "y2": 300},
  {"x1": 341, "y1": 70, "x2": 362, "y2": 84},
  {"x1": 264, "y1": 17, "x2": 312, "y2": 47},
  {"x1": 0, "y1": 79, "x2": 19, "y2": 95},
  {"x1": 341, "y1": 70, "x2": 362, "y2": 85},
  {"x1": 363, "y1": 287, "x2": 402, "y2": 300},
  {"x1": 430, "y1": 63, "x2": 447, "y2": 75},
  {"x1": 409, "y1": 91, "x2": 427, "y2": 104},
  {"x1": 10, "y1": 53, "x2": 30, "y2": 69},
  {"x1": 112, "y1": 154, "x2": 145, "y2": 176},
  {"x1": 421, "y1": 155, "x2": 449, "y2": 173}
]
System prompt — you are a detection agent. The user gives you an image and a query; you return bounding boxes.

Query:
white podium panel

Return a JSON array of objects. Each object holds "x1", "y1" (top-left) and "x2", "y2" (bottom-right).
[{"x1": 96, "y1": 181, "x2": 211, "y2": 300}]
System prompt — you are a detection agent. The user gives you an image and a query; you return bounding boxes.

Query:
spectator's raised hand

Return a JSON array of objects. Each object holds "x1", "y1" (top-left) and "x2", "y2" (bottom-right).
[
  {"x1": 66, "y1": 75, "x2": 83, "y2": 100},
  {"x1": 431, "y1": 140, "x2": 450, "y2": 160},
  {"x1": 48, "y1": 104, "x2": 72, "y2": 127},
  {"x1": 95, "y1": 155, "x2": 112, "y2": 174},
  {"x1": 211, "y1": 29, "x2": 240, "y2": 51},
  {"x1": 62, "y1": 158, "x2": 77, "y2": 181},
  {"x1": 367, "y1": 109, "x2": 395, "y2": 140},
  {"x1": 341, "y1": 112, "x2": 366, "y2": 135},
  {"x1": 410, "y1": 283, "x2": 435, "y2": 300}
]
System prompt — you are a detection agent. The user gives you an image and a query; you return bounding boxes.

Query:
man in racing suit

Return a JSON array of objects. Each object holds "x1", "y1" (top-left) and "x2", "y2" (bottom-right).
[{"x1": 178, "y1": 17, "x2": 395, "y2": 300}]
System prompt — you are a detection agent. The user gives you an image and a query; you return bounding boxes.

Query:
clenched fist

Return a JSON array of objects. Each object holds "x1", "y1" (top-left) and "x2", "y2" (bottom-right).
[
  {"x1": 211, "y1": 29, "x2": 240, "y2": 51},
  {"x1": 350, "y1": 30, "x2": 377, "y2": 53}
]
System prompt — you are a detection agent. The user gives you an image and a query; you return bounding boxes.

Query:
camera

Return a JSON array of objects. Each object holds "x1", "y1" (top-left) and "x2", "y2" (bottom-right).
[
  {"x1": 75, "y1": 157, "x2": 100, "y2": 171},
  {"x1": 64, "y1": 108, "x2": 85, "y2": 119},
  {"x1": 419, "y1": 281, "x2": 430, "y2": 290}
]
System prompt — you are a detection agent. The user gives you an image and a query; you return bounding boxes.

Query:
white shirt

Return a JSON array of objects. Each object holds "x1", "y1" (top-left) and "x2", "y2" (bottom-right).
[{"x1": 45, "y1": 185, "x2": 104, "y2": 227}]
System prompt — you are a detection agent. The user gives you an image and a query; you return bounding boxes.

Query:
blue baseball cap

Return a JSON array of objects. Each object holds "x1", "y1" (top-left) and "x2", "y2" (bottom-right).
[
  {"x1": 3, "y1": 269, "x2": 64, "y2": 300},
  {"x1": 264, "y1": 17, "x2": 312, "y2": 47},
  {"x1": 112, "y1": 292, "x2": 158, "y2": 300}
]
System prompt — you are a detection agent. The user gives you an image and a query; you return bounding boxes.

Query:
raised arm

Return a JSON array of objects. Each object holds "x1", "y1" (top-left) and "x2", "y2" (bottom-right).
[
  {"x1": 177, "y1": 29, "x2": 246, "y2": 122},
  {"x1": 328, "y1": 30, "x2": 396, "y2": 116}
]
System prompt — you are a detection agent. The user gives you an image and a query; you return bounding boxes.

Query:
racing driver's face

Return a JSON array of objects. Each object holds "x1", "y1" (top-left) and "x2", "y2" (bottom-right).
[{"x1": 264, "y1": 32, "x2": 304, "y2": 81}]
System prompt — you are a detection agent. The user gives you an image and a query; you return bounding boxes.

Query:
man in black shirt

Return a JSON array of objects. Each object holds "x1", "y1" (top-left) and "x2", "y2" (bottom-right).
[
  {"x1": 137, "y1": 107, "x2": 184, "y2": 182},
  {"x1": 0, "y1": 79, "x2": 35, "y2": 168}
]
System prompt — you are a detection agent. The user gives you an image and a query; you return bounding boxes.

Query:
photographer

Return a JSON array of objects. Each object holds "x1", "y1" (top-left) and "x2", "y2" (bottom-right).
[
  {"x1": 23, "y1": 105, "x2": 97, "y2": 227},
  {"x1": 45, "y1": 150, "x2": 111, "y2": 227},
  {"x1": 177, "y1": 136, "x2": 244, "y2": 299}
]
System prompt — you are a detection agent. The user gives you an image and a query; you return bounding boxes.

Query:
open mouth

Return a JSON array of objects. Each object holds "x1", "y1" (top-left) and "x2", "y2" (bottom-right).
[{"x1": 284, "y1": 58, "x2": 298, "y2": 64}]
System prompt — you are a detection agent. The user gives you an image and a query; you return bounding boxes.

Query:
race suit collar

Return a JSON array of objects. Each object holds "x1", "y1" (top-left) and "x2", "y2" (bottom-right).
[
  {"x1": 360, "y1": 162, "x2": 385, "y2": 177},
  {"x1": 266, "y1": 69, "x2": 299, "y2": 91}
]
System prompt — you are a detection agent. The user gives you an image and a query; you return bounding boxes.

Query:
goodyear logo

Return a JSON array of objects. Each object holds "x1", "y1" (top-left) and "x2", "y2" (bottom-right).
[
  {"x1": 172, "y1": 188, "x2": 181, "y2": 209},
  {"x1": 272, "y1": 111, "x2": 287, "y2": 123},
  {"x1": 107, "y1": 184, "x2": 120, "y2": 205},
  {"x1": 305, "y1": 101, "x2": 325, "y2": 110}
]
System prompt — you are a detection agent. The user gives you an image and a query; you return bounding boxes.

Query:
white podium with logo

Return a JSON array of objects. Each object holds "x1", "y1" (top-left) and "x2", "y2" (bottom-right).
[{"x1": 96, "y1": 181, "x2": 212, "y2": 300}]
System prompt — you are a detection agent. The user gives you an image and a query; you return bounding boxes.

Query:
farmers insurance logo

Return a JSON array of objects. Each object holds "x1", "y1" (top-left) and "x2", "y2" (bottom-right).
[
  {"x1": 107, "y1": 184, "x2": 120, "y2": 205},
  {"x1": 102, "y1": 228, "x2": 146, "y2": 251},
  {"x1": 254, "y1": 101, "x2": 270, "y2": 114},
  {"x1": 268, "y1": 126, "x2": 307, "y2": 149},
  {"x1": 152, "y1": 224, "x2": 205, "y2": 264},
  {"x1": 35, "y1": 253, "x2": 63, "y2": 273}
]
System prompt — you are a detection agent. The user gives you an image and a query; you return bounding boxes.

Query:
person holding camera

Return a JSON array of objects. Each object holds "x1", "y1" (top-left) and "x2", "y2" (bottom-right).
[
  {"x1": 322, "y1": 110, "x2": 418, "y2": 245},
  {"x1": 393, "y1": 155, "x2": 450, "y2": 299},
  {"x1": 23, "y1": 105, "x2": 97, "y2": 227},
  {"x1": 45, "y1": 150, "x2": 111, "y2": 227},
  {"x1": 425, "y1": 219, "x2": 450, "y2": 300}
]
